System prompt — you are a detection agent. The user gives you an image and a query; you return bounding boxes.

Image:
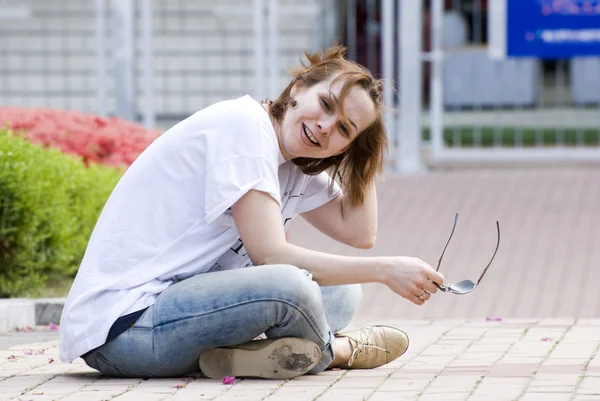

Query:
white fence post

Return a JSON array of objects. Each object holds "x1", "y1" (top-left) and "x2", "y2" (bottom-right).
[
  {"x1": 488, "y1": 0, "x2": 507, "y2": 60},
  {"x1": 141, "y1": 0, "x2": 155, "y2": 128},
  {"x1": 430, "y1": 0, "x2": 444, "y2": 160},
  {"x1": 398, "y1": 0, "x2": 425, "y2": 173},
  {"x1": 267, "y1": 0, "x2": 280, "y2": 100},
  {"x1": 94, "y1": 0, "x2": 107, "y2": 117},
  {"x1": 382, "y1": 0, "x2": 395, "y2": 159},
  {"x1": 111, "y1": 0, "x2": 135, "y2": 121},
  {"x1": 253, "y1": 0, "x2": 266, "y2": 100}
]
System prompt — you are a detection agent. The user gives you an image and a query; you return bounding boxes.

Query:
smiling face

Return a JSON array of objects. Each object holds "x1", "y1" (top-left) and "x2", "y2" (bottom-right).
[{"x1": 276, "y1": 75, "x2": 377, "y2": 160}]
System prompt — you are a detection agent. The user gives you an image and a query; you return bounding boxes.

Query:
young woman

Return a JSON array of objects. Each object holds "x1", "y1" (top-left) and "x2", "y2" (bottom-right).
[{"x1": 59, "y1": 46, "x2": 445, "y2": 380}]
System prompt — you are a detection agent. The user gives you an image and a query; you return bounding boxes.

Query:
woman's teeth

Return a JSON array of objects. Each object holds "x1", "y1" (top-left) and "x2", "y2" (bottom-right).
[{"x1": 303, "y1": 124, "x2": 319, "y2": 145}]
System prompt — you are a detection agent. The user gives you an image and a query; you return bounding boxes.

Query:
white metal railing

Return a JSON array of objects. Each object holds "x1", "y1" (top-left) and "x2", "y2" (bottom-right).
[
  {"x1": 103, "y1": 0, "x2": 283, "y2": 126},
  {"x1": 1, "y1": 0, "x2": 331, "y2": 129},
  {"x1": 375, "y1": 0, "x2": 600, "y2": 170}
]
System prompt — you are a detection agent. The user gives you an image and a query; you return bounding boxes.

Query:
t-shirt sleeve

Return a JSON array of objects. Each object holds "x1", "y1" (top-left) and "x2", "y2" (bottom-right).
[
  {"x1": 201, "y1": 96, "x2": 281, "y2": 225},
  {"x1": 204, "y1": 157, "x2": 281, "y2": 224},
  {"x1": 295, "y1": 171, "x2": 342, "y2": 214}
]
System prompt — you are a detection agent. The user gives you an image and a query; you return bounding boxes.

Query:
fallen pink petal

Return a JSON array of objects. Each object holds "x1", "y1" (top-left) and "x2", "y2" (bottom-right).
[
  {"x1": 7, "y1": 355, "x2": 16, "y2": 360},
  {"x1": 46, "y1": 323, "x2": 59, "y2": 331},
  {"x1": 486, "y1": 317, "x2": 502, "y2": 322},
  {"x1": 171, "y1": 384, "x2": 187, "y2": 389},
  {"x1": 23, "y1": 350, "x2": 33, "y2": 355},
  {"x1": 541, "y1": 337, "x2": 553, "y2": 342},
  {"x1": 34, "y1": 350, "x2": 45, "y2": 355},
  {"x1": 222, "y1": 376, "x2": 235, "y2": 385},
  {"x1": 48, "y1": 358, "x2": 55, "y2": 364},
  {"x1": 12, "y1": 326, "x2": 35, "y2": 333}
]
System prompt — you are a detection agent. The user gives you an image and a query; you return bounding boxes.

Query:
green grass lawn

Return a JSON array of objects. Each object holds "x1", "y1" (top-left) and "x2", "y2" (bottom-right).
[{"x1": 422, "y1": 127, "x2": 600, "y2": 147}]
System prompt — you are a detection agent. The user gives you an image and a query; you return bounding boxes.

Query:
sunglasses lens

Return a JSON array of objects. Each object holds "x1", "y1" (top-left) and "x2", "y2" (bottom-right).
[{"x1": 450, "y1": 280, "x2": 476, "y2": 294}]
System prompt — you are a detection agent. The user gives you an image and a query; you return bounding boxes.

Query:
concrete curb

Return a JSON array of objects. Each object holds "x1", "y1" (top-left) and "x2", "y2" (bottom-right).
[{"x1": 0, "y1": 298, "x2": 65, "y2": 332}]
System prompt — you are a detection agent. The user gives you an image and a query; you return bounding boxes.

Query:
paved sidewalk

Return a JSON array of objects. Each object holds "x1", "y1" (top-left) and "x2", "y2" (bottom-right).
[
  {"x1": 290, "y1": 167, "x2": 600, "y2": 320},
  {"x1": 2, "y1": 319, "x2": 600, "y2": 401}
]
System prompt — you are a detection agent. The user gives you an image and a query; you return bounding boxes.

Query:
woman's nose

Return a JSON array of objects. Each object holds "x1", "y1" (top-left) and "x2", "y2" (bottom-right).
[{"x1": 317, "y1": 116, "x2": 336, "y2": 136}]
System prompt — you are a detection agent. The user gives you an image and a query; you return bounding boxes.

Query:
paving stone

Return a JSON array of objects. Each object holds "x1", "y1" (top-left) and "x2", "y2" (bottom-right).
[
  {"x1": 529, "y1": 374, "x2": 580, "y2": 387},
  {"x1": 575, "y1": 319, "x2": 600, "y2": 327},
  {"x1": 468, "y1": 396, "x2": 514, "y2": 401},
  {"x1": 265, "y1": 395, "x2": 322, "y2": 401},
  {"x1": 526, "y1": 386, "x2": 576, "y2": 393},
  {"x1": 486, "y1": 363, "x2": 539, "y2": 378},
  {"x1": 520, "y1": 394, "x2": 572, "y2": 401},
  {"x1": 316, "y1": 388, "x2": 373, "y2": 401},
  {"x1": 426, "y1": 374, "x2": 481, "y2": 390},
  {"x1": 368, "y1": 390, "x2": 420, "y2": 400},
  {"x1": 343, "y1": 368, "x2": 394, "y2": 378},
  {"x1": 375, "y1": 378, "x2": 430, "y2": 392},
  {"x1": 112, "y1": 394, "x2": 167, "y2": 401},
  {"x1": 331, "y1": 376, "x2": 384, "y2": 388},
  {"x1": 576, "y1": 377, "x2": 600, "y2": 395},
  {"x1": 419, "y1": 393, "x2": 469, "y2": 400},
  {"x1": 469, "y1": 386, "x2": 524, "y2": 400}
]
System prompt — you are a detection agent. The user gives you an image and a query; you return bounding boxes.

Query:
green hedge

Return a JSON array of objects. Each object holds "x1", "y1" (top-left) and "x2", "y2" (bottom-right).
[
  {"x1": 422, "y1": 127, "x2": 600, "y2": 146},
  {"x1": 0, "y1": 129, "x2": 123, "y2": 297}
]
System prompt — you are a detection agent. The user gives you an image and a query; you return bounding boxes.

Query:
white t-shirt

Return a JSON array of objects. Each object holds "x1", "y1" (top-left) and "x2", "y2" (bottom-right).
[{"x1": 59, "y1": 95, "x2": 342, "y2": 363}]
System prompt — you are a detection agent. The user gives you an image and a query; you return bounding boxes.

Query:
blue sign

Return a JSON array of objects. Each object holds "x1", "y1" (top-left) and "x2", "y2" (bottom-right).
[{"x1": 507, "y1": 0, "x2": 600, "y2": 58}]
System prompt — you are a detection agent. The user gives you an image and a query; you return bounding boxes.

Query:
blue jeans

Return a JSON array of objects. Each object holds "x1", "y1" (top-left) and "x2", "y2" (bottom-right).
[{"x1": 82, "y1": 264, "x2": 362, "y2": 377}]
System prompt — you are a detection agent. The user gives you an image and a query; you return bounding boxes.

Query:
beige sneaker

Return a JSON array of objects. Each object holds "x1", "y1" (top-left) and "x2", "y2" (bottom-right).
[
  {"x1": 198, "y1": 337, "x2": 321, "y2": 380},
  {"x1": 335, "y1": 325, "x2": 409, "y2": 369}
]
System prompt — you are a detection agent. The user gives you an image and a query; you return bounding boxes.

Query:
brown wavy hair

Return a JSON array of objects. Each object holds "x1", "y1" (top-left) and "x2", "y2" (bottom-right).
[{"x1": 268, "y1": 46, "x2": 388, "y2": 206}]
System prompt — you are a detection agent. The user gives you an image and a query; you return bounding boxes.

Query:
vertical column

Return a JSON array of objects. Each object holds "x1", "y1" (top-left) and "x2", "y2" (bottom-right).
[
  {"x1": 95, "y1": 0, "x2": 107, "y2": 116},
  {"x1": 398, "y1": 0, "x2": 425, "y2": 172},
  {"x1": 111, "y1": 0, "x2": 135, "y2": 121},
  {"x1": 141, "y1": 0, "x2": 155, "y2": 128},
  {"x1": 253, "y1": 0, "x2": 266, "y2": 100},
  {"x1": 488, "y1": 0, "x2": 507, "y2": 60},
  {"x1": 430, "y1": 0, "x2": 445, "y2": 159},
  {"x1": 268, "y1": 0, "x2": 280, "y2": 100},
  {"x1": 382, "y1": 0, "x2": 395, "y2": 154}
]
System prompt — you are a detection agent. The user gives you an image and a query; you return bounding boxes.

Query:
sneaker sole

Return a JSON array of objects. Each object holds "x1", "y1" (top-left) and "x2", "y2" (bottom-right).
[{"x1": 198, "y1": 338, "x2": 321, "y2": 380}]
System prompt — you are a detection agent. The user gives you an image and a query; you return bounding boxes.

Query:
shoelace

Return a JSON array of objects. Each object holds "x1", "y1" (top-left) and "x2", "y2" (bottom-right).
[{"x1": 346, "y1": 325, "x2": 390, "y2": 367}]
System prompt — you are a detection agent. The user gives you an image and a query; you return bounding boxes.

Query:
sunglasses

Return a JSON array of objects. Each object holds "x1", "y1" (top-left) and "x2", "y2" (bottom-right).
[{"x1": 432, "y1": 213, "x2": 501, "y2": 295}]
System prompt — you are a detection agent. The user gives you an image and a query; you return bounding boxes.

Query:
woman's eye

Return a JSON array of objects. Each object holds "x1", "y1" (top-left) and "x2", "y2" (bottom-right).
[
  {"x1": 340, "y1": 124, "x2": 349, "y2": 136},
  {"x1": 320, "y1": 98, "x2": 330, "y2": 110}
]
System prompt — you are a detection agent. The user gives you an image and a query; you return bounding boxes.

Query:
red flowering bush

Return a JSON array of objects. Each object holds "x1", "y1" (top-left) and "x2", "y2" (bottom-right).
[{"x1": 0, "y1": 107, "x2": 162, "y2": 168}]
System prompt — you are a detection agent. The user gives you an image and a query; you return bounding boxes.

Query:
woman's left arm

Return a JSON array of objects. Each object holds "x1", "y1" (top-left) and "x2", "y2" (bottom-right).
[{"x1": 300, "y1": 182, "x2": 378, "y2": 249}]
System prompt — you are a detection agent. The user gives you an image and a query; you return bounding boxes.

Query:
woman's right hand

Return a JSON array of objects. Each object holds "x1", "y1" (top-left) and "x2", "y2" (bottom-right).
[{"x1": 379, "y1": 256, "x2": 445, "y2": 305}]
